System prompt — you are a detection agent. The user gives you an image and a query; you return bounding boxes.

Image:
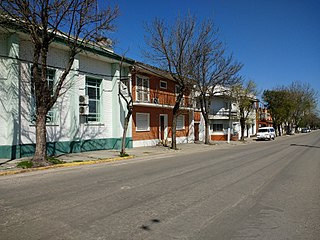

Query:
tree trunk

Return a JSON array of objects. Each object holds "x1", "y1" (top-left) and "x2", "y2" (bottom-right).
[
  {"x1": 278, "y1": 125, "x2": 282, "y2": 136},
  {"x1": 171, "y1": 91, "x2": 184, "y2": 150},
  {"x1": 120, "y1": 110, "x2": 132, "y2": 156},
  {"x1": 171, "y1": 113, "x2": 177, "y2": 150},
  {"x1": 32, "y1": 108, "x2": 49, "y2": 167},
  {"x1": 240, "y1": 118, "x2": 246, "y2": 141},
  {"x1": 204, "y1": 114, "x2": 210, "y2": 144},
  {"x1": 273, "y1": 123, "x2": 277, "y2": 136},
  {"x1": 203, "y1": 98, "x2": 210, "y2": 145},
  {"x1": 200, "y1": 94, "x2": 210, "y2": 144}
]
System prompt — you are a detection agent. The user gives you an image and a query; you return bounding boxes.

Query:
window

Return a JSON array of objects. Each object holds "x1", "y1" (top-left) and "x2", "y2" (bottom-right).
[
  {"x1": 31, "y1": 67, "x2": 57, "y2": 124},
  {"x1": 136, "y1": 113, "x2": 150, "y2": 131},
  {"x1": 119, "y1": 77, "x2": 130, "y2": 96},
  {"x1": 175, "y1": 84, "x2": 185, "y2": 106},
  {"x1": 136, "y1": 76, "x2": 149, "y2": 102},
  {"x1": 210, "y1": 124, "x2": 223, "y2": 131},
  {"x1": 160, "y1": 80, "x2": 167, "y2": 89},
  {"x1": 224, "y1": 101, "x2": 229, "y2": 110},
  {"x1": 86, "y1": 77, "x2": 102, "y2": 122},
  {"x1": 175, "y1": 85, "x2": 180, "y2": 94},
  {"x1": 176, "y1": 115, "x2": 185, "y2": 130}
]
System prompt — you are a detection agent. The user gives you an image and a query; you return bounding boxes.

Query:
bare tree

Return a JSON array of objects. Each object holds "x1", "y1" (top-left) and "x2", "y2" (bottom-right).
[
  {"x1": 0, "y1": 0, "x2": 119, "y2": 166},
  {"x1": 232, "y1": 80, "x2": 257, "y2": 141},
  {"x1": 192, "y1": 20, "x2": 242, "y2": 144},
  {"x1": 145, "y1": 14, "x2": 207, "y2": 149},
  {"x1": 118, "y1": 54, "x2": 133, "y2": 157}
]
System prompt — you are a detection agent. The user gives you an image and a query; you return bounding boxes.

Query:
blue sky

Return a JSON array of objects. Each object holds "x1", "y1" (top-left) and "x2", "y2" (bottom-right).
[{"x1": 107, "y1": 0, "x2": 320, "y2": 105}]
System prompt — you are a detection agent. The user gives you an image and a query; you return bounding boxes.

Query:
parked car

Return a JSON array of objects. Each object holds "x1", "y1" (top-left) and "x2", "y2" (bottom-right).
[
  {"x1": 256, "y1": 127, "x2": 276, "y2": 140},
  {"x1": 301, "y1": 128, "x2": 311, "y2": 133}
]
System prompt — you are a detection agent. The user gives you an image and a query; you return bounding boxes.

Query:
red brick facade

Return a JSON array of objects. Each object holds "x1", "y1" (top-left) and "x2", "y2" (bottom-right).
[
  {"x1": 131, "y1": 65, "x2": 193, "y2": 144},
  {"x1": 132, "y1": 106, "x2": 190, "y2": 141}
]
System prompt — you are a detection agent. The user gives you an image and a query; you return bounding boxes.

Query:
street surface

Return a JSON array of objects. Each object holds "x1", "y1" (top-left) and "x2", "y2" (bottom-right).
[{"x1": 0, "y1": 132, "x2": 319, "y2": 239}]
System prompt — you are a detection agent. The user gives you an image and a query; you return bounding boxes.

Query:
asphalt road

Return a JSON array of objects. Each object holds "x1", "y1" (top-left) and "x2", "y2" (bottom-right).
[{"x1": 1, "y1": 132, "x2": 319, "y2": 240}]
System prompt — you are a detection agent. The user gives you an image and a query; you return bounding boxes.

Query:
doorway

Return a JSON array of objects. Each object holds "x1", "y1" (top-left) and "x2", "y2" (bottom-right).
[
  {"x1": 159, "y1": 114, "x2": 168, "y2": 142},
  {"x1": 194, "y1": 122, "x2": 199, "y2": 141}
]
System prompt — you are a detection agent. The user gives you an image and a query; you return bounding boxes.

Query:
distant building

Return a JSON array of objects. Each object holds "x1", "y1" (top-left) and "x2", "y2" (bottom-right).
[
  {"x1": 256, "y1": 103, "x2": 273, "y2": 132},
  {"x1": 197, "y1": 87, "x2": 257, "y2": 141}
]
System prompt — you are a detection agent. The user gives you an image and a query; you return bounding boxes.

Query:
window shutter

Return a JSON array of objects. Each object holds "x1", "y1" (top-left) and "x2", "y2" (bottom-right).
[
  {"x1": 177, "y1": 115, "x2": 184, "y2": 130},
  {"x1": 136, "y1": 113, "x2": 150, "y2": 131}
]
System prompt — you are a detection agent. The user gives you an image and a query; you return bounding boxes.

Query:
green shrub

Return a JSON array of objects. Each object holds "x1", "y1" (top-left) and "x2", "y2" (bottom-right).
[
  {"x1": 46, "y1": 156, "x2": 65, "y2": 165},
  {"x1": 17, "y1": 161, "x2": 33, "y2": 169}
]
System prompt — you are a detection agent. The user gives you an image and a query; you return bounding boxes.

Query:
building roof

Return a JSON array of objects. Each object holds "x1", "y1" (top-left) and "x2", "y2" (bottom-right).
[
  {"x1": 133, "y1": 62, "x2": 174, "y2": 81},
  {"x1": 0, "y1": 14, "x2": 135, "y2": 65}
]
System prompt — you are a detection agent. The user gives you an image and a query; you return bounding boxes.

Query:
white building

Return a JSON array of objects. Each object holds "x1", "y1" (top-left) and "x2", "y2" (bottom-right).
[
  {"x1": 0, "y1": 30, "x2": 133, "y2": 159},
  {"x1": 198, "y1": 87, "x2": 257, "y2": 141}
]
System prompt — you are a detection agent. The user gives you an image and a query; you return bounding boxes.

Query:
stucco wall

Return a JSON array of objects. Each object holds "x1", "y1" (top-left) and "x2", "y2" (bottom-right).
[{"x1": 0, "y1": 32, "x2": 131, "y2": 159}]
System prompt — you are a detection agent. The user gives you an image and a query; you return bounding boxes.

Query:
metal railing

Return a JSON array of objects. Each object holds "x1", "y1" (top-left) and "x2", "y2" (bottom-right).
[
  {"x1": 212, "y1": 110, "x2": 238, "y2": 117},
  {"x1": 135, "y1": 90, "x2": 194, "y2": 108}
]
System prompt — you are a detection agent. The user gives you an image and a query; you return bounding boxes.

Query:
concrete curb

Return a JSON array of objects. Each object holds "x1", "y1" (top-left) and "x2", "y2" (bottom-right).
[
  {"x1": 0, "y1": 155, "x2": 134, "y2": 177},
  {"x1": 0, "y1": 138, "x2": 259, "y2": 177}
]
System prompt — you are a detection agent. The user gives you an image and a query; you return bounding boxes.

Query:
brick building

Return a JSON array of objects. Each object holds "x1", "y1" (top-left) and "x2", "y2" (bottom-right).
[{"x1": 131, "y1": 63, "x2": 196, "y2": 147}]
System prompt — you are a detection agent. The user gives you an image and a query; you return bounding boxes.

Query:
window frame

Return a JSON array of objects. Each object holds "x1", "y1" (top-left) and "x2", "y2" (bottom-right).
[
  {"x1": 175, "y1": 85, "x2": 180, "y2": 94},
  {"x1": 176, "y1": 115, "x2": 185, "y2": 130},
  {"x1": 175, "y1": 84, "x2": 185, "y2": 106},
  {"x1": 85, "y1": 76, "x2": 102, "y2": 123},
  {"x1": 224, "y1": 101, "x2": 230, "y2": 110},
  {"x1": 210, "y1": 123, "x2": 224, "y2": 132},
  {"x1": 160, "y1": 80, "x2": 167, "y2": 90},
  {"x1": 30, "y1": 66, "x2": 57, "y2": 124},
  {"x1": 136, "y1": 75, "x2": 150, "y2": 102},
  {"x1": 136, "y1": 112, "x2": 150, "y2": 132}
]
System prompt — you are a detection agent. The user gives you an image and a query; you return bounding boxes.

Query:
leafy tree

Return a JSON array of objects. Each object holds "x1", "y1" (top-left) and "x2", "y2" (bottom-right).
[
  {"x1": 288, "y1": 81, "x2": 317, "y2": 132},
  {"x1": 263, "y1": 82, "x2": 317, "y2": 134},
  {"x1": 145, "y1": 14, "x2": 203, "y2": 149},
  {"x1": 0, "y1": 0, "x2": 119, "y2": 166},
  {"x1": 299, "y1": 111, "x2": 318, "y2": 129},
  {"x1": 262, "y1": 88, "x2": 293, "y2": 135}
]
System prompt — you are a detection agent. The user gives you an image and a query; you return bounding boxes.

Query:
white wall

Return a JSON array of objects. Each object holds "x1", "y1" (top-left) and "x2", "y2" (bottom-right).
[
  {"x1": 0, "y1": 33, "x2": 130, "y2": 149},
  {"x1": 0, "y1": 33, "x2": 20, "y2": 146},
  {"x1": 0, "y1": 34, "x2": 9, "y2": 145}
]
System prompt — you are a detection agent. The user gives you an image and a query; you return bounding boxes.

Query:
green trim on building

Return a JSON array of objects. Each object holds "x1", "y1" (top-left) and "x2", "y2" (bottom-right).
[
  {"x1": 0, "y1": 138, "x2": 132, "y2": 160},
  {"x1": 53, "y1": 37, "x2": 135, "y2": 65},
  {"x1": 0, "y1": 21, "x2": 135, "y2": 65}
]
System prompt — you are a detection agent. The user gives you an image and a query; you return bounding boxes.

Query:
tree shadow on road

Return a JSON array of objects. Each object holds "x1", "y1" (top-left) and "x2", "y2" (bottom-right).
[
  {"x1": 140, "y1": 219, "x2": 161, "y2": 231},
  {"x1": 290, "y1": 144, "x2": 320, "y2": 149}
]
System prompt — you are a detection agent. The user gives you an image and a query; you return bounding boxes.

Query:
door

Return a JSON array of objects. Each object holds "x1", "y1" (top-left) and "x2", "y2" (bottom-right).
[
  {"x1": 194, "y1": 123, "x2": 199, "y2": 141},
  {"x1": 159, "y1": 114, "x2": 168, "y2": 141}
]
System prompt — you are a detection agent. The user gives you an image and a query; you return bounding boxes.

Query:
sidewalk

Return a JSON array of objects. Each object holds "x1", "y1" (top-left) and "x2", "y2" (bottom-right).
[{"x1": 0, "y1": 138, "x2": 255, "y2": 176}]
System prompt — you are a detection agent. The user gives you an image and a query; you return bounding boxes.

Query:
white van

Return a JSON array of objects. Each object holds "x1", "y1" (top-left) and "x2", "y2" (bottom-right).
[{"x1": 257, "y1": 127, "x2": 276, "y2": 140}]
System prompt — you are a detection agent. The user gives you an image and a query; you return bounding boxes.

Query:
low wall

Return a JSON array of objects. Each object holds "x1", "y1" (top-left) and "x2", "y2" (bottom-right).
[{"x1": 210, "y1": 134, "x2": 239, "y2": 141}]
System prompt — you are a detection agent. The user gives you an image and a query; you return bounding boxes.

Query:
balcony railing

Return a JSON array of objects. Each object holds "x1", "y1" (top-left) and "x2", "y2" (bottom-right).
[
  {"x1": 211, "y1": 110, "x2": 238, "y2": 117},
  {"x1": 259, "y1": 113, "x2": 272, "y2": 121},
  {"x1": 135, "y1": 90, "x2": 194, "y2": 108}
]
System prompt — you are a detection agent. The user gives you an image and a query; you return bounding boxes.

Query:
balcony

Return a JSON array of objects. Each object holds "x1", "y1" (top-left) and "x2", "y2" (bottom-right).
[
  {"x1": 134, "y1": 90, "x2": 194, "y2": 108},
  {"x1": 259, "y1": 113, "x2": 272, "y2": 122},
  {"x1": 217, "y1": 110, "x2": 237, "y2": 116},
  {"x1": 209, "y1": 109, "x2": 237, "y2": 118}
]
